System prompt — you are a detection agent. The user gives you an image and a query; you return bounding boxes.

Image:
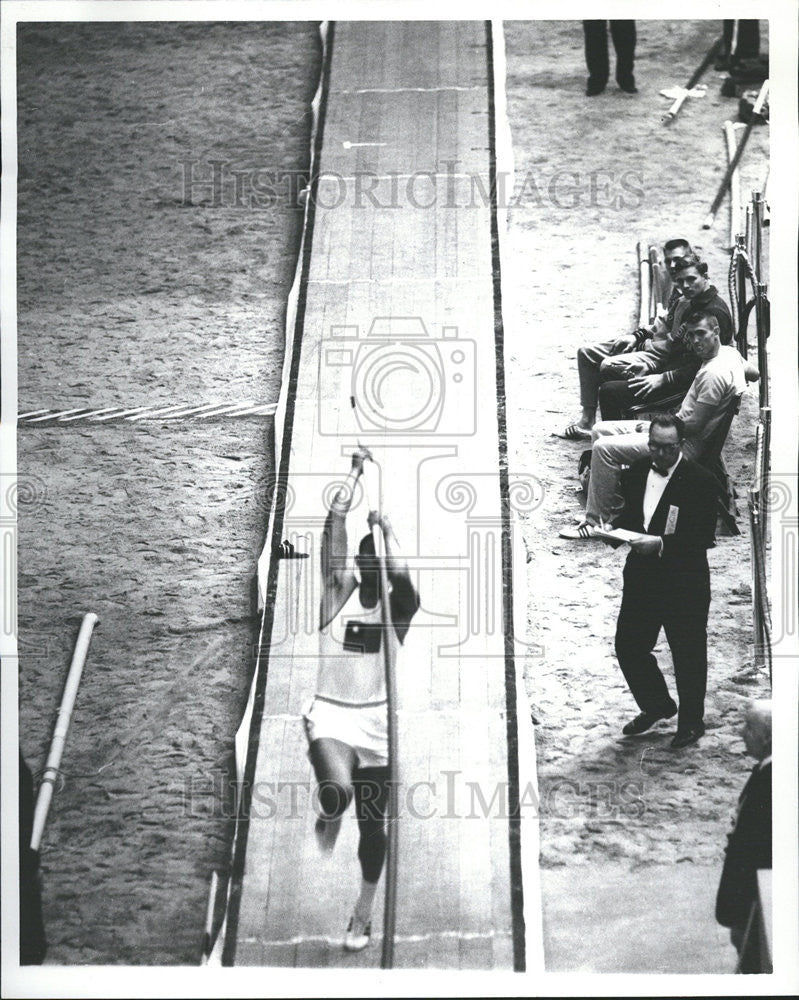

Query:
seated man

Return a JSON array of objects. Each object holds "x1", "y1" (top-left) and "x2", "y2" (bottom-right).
[
  {"x1": 559, "y1": 237, "x2": 692, "y2": 439},
  {"x1": 560, "y1": 312, "x2": 749, "y2": 539},
  {"x1": 597, "y1": 255, "x2": 734, "y2": 419}
]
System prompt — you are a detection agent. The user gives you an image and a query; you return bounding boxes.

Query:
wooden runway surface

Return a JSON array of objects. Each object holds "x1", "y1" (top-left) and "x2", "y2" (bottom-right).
[{"x1": 224, "y1": 21, "x2": 541, "y2": 971}]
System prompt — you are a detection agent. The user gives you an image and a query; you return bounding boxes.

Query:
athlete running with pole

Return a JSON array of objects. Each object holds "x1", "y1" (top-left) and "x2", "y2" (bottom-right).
[{"x1": 303, "y1": 446, "x2": 419, "y2": 952}]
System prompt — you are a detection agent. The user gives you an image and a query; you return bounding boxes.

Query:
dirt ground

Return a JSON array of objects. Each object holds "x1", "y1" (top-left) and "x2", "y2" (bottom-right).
[
  {"x1": 14, "y1": 18, "x2": 770, "y2": 970},
  {"x1": 502, "y1": 19, "x2": 770, "y2": 971}
]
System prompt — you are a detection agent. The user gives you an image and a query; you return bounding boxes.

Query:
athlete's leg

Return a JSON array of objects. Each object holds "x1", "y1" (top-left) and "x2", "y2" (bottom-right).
[
  {"x1": 308, "y1": 737, "x2": 357, "y2": 850},
  {"x1": 353, "y1": 765, "x2": 390, "y2": 886}
]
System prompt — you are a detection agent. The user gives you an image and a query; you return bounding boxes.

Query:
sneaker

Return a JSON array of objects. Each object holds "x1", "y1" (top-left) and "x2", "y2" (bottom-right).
[
  {"x1": 344, "y1": 912, "x2": 372, "y2": 952},
  {"x1": 558, "y1": 522, "x2": 598, "y2": 540}
]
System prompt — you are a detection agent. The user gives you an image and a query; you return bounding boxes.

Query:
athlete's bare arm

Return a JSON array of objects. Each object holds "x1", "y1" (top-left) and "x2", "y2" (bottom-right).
[
  {"x1": 320, "y1": 448, "x2": 370, "y2": 628},
  {"x1": 368, "y1": 511, "x2": 420, "y2": 644}
]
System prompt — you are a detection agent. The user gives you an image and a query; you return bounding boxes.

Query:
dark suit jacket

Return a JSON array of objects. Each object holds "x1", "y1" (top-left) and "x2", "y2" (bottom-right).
[
  {"x1": 716, "y1": 761, "x2": 772, "y2": 929},
  {"x1": 614, "y1": 456, "x2": 718, "y2": 576}
]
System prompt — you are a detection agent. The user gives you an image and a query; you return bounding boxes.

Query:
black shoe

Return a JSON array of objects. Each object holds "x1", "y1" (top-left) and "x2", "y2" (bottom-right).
[
  {"x1": 670, "y1": 725, "x2": 705, "y2": 749},
  {"x1": 585, "y1": 77, "x2": 606, "y2": 96},
  {"x1": 622, "y1": 708, "x2": 676, "y2": 736},
  {"x1": 616, "y1": 75, "x2": 638, "y2": 94}
]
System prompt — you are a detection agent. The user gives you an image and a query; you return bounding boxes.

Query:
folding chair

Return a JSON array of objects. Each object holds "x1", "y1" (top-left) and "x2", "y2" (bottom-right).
[{"x1": 696, "y1": 391, "x2": 744, "y2": 535}]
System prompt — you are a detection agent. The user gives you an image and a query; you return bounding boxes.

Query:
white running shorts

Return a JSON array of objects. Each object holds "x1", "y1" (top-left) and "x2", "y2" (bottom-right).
[{"x1": 303, "y1": 697, "x2": 388, "y2": 768}]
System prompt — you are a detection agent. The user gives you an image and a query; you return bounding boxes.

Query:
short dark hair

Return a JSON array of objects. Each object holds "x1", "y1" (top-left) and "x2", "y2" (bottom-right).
[
  {"x1": 685, "y1": 311, "x2": 720, "y2": 333},
  {"x1": 672, "y1": 253, "x2": 708, "y2": 277},
  {"x1": 663, "y1": 238, "x2": 692, "y2": 254},
  {"x1": 649, "y1": 413, "x2": 685, "y2": 439}
]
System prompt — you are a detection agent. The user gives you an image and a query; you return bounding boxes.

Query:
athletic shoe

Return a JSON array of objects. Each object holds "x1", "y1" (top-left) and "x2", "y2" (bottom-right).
[
  {"x1": 558, "y1": 522, "x2": 598, "y2": 540},
  {"x1": 344, "y1": 912, "x2": 371, "y2": 952}
]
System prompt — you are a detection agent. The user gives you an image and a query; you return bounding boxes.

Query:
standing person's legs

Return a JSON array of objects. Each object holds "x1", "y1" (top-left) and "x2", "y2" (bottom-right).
[
  {"x1": 610, "y1": 20, "x2": 636, "y2": 87},
  {"x1": 663, "y1": 579, "x2": 710, "y2": 732},
  {"x1": 733, "y1": 19, "x2": 760, "y2": 60},
  {"x1": 615, "y1": 575, "x2": 678, "y2": 719},
  {"x1": 583, "y1": 21, "x2": 609, "y2": 93},
  {"x1": 584, "y1": 423, "x2": 650, "y2": 525}
]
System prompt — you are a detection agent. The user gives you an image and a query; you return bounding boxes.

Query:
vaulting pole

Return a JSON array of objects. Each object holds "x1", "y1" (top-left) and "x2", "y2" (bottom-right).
[{"x1": 360, "y1": 456, "x2": 399, "y2": 969}]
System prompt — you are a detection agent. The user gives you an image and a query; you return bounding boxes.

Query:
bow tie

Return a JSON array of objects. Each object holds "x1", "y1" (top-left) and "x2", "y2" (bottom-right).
[{"x1": 651, "y1": 464, "x2": 670, "y2": 477}]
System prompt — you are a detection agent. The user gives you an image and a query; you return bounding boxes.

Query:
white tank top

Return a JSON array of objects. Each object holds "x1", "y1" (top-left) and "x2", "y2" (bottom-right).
[{"x1": 316, "y1": 588, "x2": 399, "y2": 706}]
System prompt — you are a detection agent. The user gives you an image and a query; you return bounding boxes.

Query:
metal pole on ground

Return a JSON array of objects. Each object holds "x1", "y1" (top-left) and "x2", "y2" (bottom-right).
[
  {"x1": 661, "y1": 36, "x2": 723, "y2": 124},
  {"x1": 30, "y1": 613, "x2": 99, "y2": 851},
  {"x1": 702, "y1": 80, "x2": 769, "y2": 230}
]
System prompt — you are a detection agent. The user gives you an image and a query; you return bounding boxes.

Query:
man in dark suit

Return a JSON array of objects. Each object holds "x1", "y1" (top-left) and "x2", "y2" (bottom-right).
[
  {"x1": 716, "y1": 699, "x2": 772, "y2": 972},
  {"x1": 610, "y1": 412, "x2": 718, "y2": 748}
]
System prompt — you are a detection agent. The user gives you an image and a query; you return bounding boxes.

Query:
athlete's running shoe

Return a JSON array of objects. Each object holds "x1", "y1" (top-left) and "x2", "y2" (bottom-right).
[{"x1": 344, "y1": 912, "x2": 371, "y2": 951}]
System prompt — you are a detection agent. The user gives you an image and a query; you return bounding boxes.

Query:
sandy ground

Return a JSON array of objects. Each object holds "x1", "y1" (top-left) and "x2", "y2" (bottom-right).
[
  {"x1": 15, "y1": 18, "x2": 770, "y2": 970},
  {"x1": 16, "y1": 22, "x2": 321, "y2": 964},
  {"x1": 502, "y1": 20, "x2": 770, "y2": 972}
]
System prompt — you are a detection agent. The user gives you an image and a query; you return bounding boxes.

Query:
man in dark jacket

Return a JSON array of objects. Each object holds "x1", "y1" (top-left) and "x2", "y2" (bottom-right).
[
  {"x1": 559, "y1": 237, "x2": 693, "y2": 440},
  {"x1": 716, "y1": 699, "x2": 772, "y2": 972},
  {"x1": 597, "y1": 256, "x2": 734, "y2": 419},
  {"x1": 608, "y1": 413, "x2": 719, "y2": 748}
]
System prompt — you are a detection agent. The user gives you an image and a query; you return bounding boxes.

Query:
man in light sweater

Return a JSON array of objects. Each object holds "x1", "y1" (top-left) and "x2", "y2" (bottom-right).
[
  {"x1": 597, "y1": 256, "x2": 734, "y2": 419},
  {"x1": 560, "y1": 312, "x2": 750, "y2": 539}
]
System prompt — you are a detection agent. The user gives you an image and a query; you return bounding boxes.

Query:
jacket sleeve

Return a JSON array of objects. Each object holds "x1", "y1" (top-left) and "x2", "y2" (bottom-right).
[
  {"x1": 660, "y1": 356, "x2": 701, "y2": 390},
  {"x1": 612, "y1": 468, "x2": 640, "y2": 535}
]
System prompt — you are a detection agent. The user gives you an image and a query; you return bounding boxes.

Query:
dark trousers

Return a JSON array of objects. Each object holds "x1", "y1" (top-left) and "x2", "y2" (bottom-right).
[
  {"x1": 583, "y1": 20, "x2": 636, "y2": 85},
  {"x1": 723, "y1": 19, "x2": 760, "y2": 60},
  {"x1": 598, "y1": 377, "x2": 687, "y2": 420},
  {"x1": 615, "y1": 563, "x2": 710, "y2": 730}
]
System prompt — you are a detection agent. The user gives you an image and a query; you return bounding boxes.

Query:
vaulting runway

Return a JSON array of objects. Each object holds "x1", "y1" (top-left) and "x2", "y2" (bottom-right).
[{"x1": 221, "y1": 21, "x2": 542, "y2": 970}]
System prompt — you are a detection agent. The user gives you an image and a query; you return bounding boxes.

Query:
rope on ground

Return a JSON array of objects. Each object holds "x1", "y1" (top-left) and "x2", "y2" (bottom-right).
[{"x1": 18, "y1": 402, "x2": 278, "y2": 424}]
